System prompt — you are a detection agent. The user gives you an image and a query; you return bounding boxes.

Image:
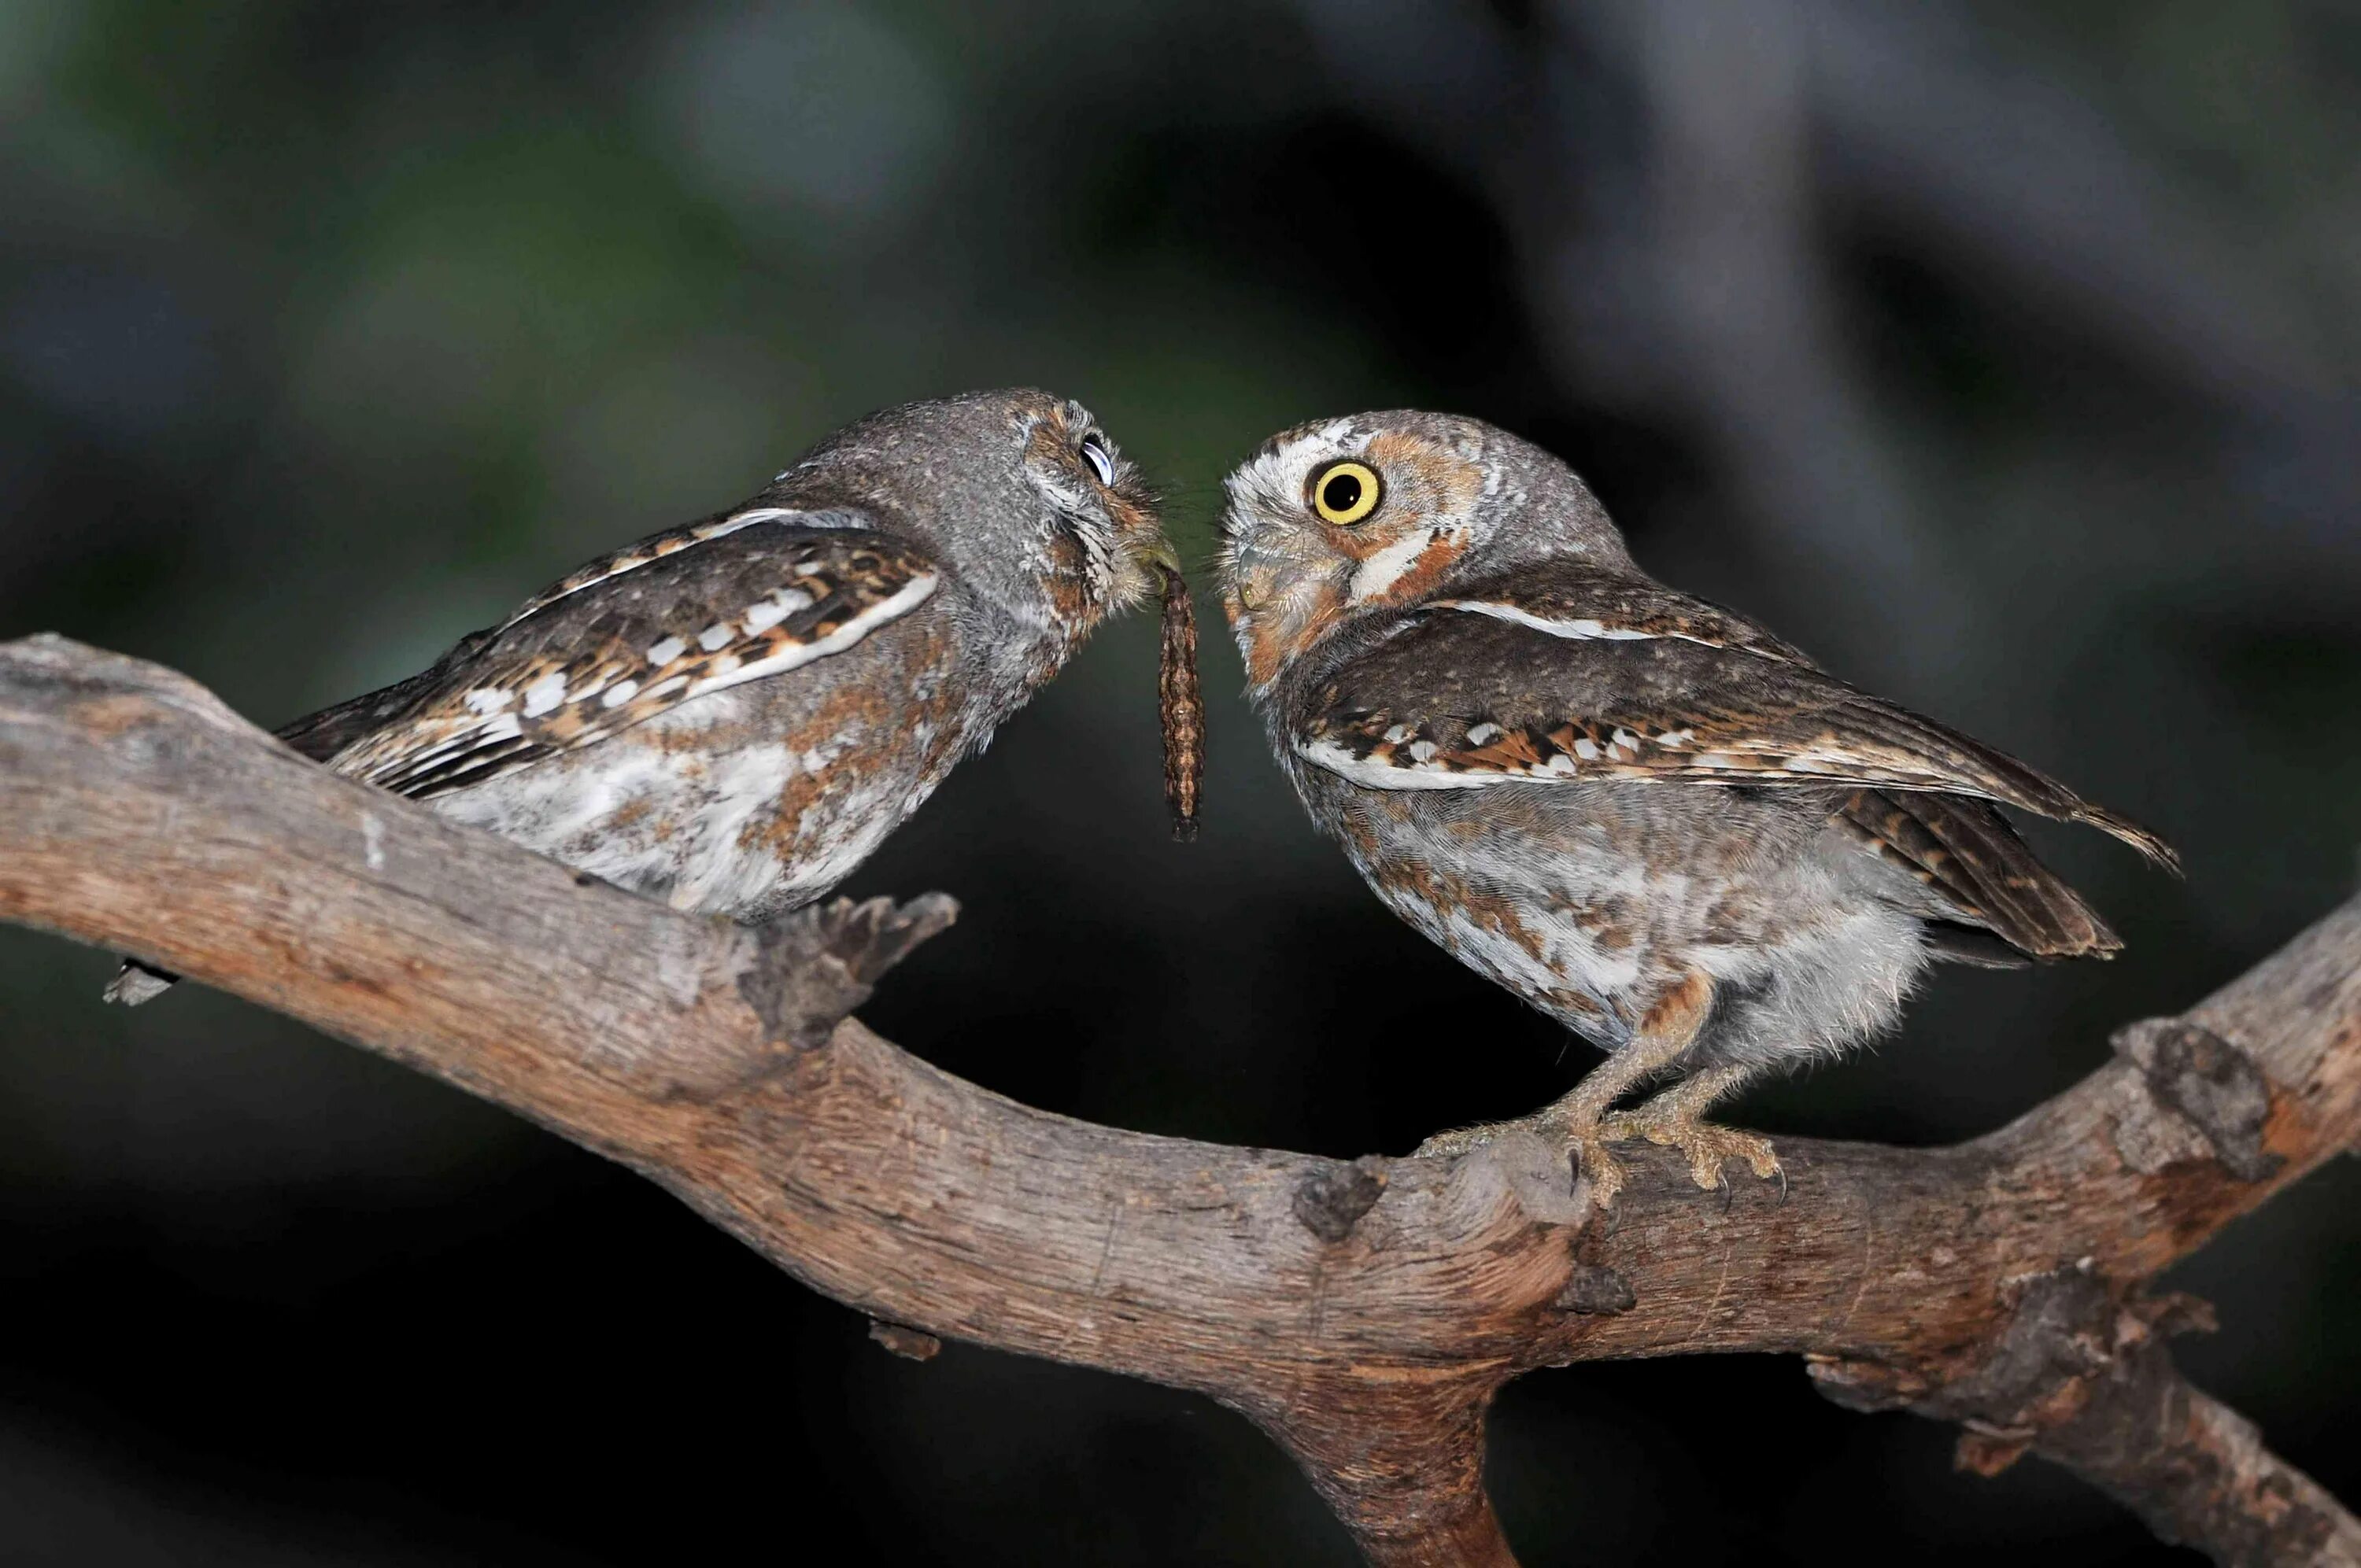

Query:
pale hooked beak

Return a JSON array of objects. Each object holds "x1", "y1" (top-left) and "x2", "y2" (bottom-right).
[{"x1": 1228, "y1": 529, "x2": 1288, "y2": 612}]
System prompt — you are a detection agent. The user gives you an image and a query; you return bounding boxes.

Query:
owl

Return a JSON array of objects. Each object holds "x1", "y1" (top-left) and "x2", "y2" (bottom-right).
[
  {"x1": 109, "y1": 389, "x2": 1171, "y2": 1004},
  {"x1": 1217, "y1": 411, "x2": 2173, "y2": 1205}
]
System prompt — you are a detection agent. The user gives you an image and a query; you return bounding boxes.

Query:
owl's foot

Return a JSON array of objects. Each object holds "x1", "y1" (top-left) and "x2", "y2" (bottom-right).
[
  {"x1": 1412, "y1": 1112, "x2": 1635, "y2": 1208},
  {"x1": 1410, "y1": 976, "x2": 1739, "y2": 1210},
  {"x1": 1598, "y1": 1087, "x2": 1781, "y2": 1194}
]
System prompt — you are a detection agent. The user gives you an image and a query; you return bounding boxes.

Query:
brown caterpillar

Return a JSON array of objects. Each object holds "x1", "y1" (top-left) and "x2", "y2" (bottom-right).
[{"x1": 1157, "y1": 564, "x2": 1203, "y2": 841}]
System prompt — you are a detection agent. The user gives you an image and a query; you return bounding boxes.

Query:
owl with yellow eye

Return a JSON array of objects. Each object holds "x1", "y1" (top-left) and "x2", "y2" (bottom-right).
[{"x1": 1219, "y1": 411, "x2": 2174, "y2": 1205}]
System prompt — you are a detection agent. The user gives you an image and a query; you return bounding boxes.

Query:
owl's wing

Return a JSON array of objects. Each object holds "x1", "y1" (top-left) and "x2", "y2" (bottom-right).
[
  {"x1": 1295, "y1": 571, "x2": 2176, "y2": 872},
  {"x1": 323, "y1": 516, "x2": 939, "y2": 800},
  {"x1": 273, "y1": 629, "x2": 498, "y2": 762},
  {"x1": 494, "y1": 503, "x2": 826, "y2": 629},
  {"x1": 274, "y1": 505, "x2": 870, "y2": 766}
]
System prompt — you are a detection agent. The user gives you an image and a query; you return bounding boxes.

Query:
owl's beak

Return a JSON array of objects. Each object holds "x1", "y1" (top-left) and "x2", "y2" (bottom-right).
[
  {"x1": 1107, "y1": 519, "x2": 1184, "y2": 614},
  {"x1": 1227, "y1": 529, "x2": 1290, "y2": 614}
]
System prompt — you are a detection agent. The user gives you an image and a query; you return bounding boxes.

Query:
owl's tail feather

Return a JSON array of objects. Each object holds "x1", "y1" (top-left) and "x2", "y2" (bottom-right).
[{"x1": 1835, "y1": 788, "x2": 2125, "y2": 961}]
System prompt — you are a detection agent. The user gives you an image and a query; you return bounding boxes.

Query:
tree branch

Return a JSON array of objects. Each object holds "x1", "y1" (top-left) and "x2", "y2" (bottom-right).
[{"x1": 3, "y1": 633, "x2": 2355, "y2": 1566}]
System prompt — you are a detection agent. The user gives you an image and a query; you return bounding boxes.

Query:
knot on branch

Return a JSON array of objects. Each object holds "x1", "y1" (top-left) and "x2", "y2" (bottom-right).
[
  {"x1": 2112, "y1": 1018, "x2": 2285, "y2": 1182},
  {"x1": 1809, "y1": 1264, "x2": 2217, "y2": 1477},
  {"x1": 734, "y1": 894, "x2": 959, "y2": 1053},
  {"x1": 1293, "y1": 1155, "x2": 1389, "y2": 1242},
  {"x1": 1555, "y1": 1261, "x2": 1635, "y2": 1316}
]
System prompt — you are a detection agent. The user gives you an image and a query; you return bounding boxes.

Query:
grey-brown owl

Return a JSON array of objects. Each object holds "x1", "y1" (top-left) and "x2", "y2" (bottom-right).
[
  {"x1": 110, "y1": 389, "x2": 1172, "y2": 1004},
  {"x1": 1217, "y1": 411, "x2": 2172, "y2": 1204}
]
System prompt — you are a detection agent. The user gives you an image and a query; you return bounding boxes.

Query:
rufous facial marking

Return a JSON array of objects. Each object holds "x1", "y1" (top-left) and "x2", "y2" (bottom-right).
[
  {"x1": 1219, "y1": 421, "x2": 1486, "y2": 692},
  {"x1": 1017, "y1": 399, "x2": 1170, "y2": 644},
  {"x1": 1336, "y1": 430, "x2": 1483, "y2": 608}
]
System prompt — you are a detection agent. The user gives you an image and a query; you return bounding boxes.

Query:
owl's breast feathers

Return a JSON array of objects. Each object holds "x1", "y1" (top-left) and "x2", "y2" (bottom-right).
[{"x1": 1280, "y1": 566, "x2": 2174, "y2": 964}]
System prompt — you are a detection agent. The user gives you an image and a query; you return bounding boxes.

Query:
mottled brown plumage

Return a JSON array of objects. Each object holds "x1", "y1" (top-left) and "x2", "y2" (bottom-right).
[
  {"x1": 1220, "y1": 410, "x2": 2172, "y2": 1203},
  {"x1": 109, "y1": 389, "x2": 1173, "y2": 1005}
]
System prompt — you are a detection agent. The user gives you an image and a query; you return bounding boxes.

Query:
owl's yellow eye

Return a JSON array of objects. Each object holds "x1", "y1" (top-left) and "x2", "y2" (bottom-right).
[{"x1": 1308, "y1": 460, "x2": 1382, "y2": 525}]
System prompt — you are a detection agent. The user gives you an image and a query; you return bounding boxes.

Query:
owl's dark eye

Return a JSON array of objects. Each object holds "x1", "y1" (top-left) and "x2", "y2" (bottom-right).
[
  {"x1": 1077, "y1": 432, "x2": 1115, "y2": 487},
  {"x1": 1309, "y1": 459, "x2": 1382, "y2": 526}
]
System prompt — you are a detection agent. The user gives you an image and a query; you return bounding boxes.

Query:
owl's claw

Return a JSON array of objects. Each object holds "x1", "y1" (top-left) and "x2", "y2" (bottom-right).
[
  {"x1": 1417, "y1": 1090, "x2": 1779, "y2": 1208},
  {"x1": 1598, "y1": 1098, "x2": 1782, "y2": 1194},
  {"x1": 1570, "y1": 1129, "x2": 1630, "y2": 1209}
]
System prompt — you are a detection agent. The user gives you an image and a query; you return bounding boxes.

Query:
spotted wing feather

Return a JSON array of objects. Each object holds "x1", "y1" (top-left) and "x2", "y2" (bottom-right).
[
  {"x1": 272, "y1": 629, "x2": 497, "y2": 763},
  {"x1": 328, "y1": 526, "x2": 937, "y2": 800},
  {"x1": 1295, "y1": 579, "x2": 2176, "y2": 871}
]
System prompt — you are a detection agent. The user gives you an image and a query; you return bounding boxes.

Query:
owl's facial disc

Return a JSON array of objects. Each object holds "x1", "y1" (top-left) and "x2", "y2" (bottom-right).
[
  {"x1": 1218, "y1": 419, "x2": 1487, "y2": 690},
  {"x1": 1020, "y1": 402, "x2": 1172, "y2": 630}
]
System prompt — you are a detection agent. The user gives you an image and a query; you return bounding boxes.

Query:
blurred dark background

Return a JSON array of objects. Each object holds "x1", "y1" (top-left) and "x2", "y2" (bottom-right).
[{"x1": 3, "y1": 1, "x2": 2357, "y2": 1562}]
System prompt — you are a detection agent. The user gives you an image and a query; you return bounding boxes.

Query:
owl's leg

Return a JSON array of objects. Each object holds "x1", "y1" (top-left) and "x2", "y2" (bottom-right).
[
  {"x1": 1598, "y1": 1062, "x2": 1783, "y2": 1194},
  {"x1": 1546, "y1": 972, "x2": 1716, "y2": 1206},
  {"x1": 1413, "y1": 972, "x2": 1712, "y2": 1208}
]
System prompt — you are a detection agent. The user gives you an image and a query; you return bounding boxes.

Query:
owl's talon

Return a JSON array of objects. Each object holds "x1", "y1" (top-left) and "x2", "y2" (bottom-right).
[
  {"x1": 1572, "y1": 1133, "x2": 1628, "y2": 1208},
  {"x1": 1598, "y1": 1090, "x2": 1782, "y2": 1196},
  {"x1": 1676, "y1": 1124, "x2": 1781, "y2": 1193}
]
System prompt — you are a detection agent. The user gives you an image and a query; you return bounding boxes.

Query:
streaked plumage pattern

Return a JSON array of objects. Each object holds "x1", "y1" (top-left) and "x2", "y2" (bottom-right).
[
  {"x1": 332, "y1": 528, "x2": 939, "y2": 802},
  {"x1": 1218, "y1": 411, "x2": 2171, "y2": 1202},
  {"x1": 109, "y1": 389, "x2": 1170, "y2": 1004}
]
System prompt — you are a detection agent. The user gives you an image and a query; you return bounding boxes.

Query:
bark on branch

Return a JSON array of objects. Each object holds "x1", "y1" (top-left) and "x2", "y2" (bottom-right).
[{"x1": 2, "y1": 633, "x2": 2355, "y2": 1567}]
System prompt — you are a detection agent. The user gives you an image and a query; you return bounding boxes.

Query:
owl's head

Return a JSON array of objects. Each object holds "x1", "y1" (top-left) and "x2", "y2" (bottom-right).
[
  {"x1": 774, "y1": 389, "x2": 1172, "y2": 647},
  {"x1": 1217, "y1": 411, "x2": 1629, "y2": 693}
]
